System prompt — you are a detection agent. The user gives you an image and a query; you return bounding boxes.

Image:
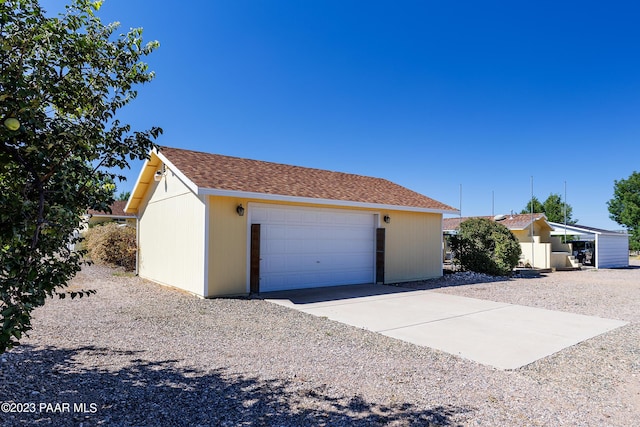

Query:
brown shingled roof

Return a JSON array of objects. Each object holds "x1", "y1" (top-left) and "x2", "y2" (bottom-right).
[
  {"x1": 87, "y1": 201, "x2": 134, "y2": 217},
  {"x1": 443, "y1": 213, "x2": 551, "y2": 231},
  {"x1": 159, "y1": 147, "x2": 456, "y2": 212}
]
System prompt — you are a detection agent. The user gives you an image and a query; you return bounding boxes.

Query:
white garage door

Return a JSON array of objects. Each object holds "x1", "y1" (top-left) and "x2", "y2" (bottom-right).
[{"x1": 251, "y1": 204, "x2": 376, "y2": 292}]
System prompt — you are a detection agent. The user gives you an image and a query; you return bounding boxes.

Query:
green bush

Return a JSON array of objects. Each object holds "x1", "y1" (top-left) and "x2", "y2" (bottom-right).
[
  {"x1": 84, "y1": 222, "x2": 136, "y2": 271},
  {"x1": 450, "y1": 218, "x2": 522, "y2": 276}
]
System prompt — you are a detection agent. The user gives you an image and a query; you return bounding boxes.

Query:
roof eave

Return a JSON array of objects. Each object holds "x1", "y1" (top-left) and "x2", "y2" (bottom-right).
[
  {"x1": 548, "y1": 221, "x2": 628, "y2": 236},
  {"x1": 125, "y1": 148, "x2": 199, "y2": 215},
  {"x1": 198, "y1": 187, "x2": 459, "y2": 215},
  {"x1": 124, "y1": 153, "x2": 157, "y2": 214}
]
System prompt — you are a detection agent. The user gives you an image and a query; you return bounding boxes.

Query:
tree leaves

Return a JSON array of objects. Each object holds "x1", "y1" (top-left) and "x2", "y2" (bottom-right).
[
  {"x1": 521, "y1": 194, "x2": 576, "y2": 224},
  {"x1": 608, "y1": 171, "x2": 640, "y2": 251},
  {"x1": 0, "y1": 0, "x2": 162, "y2": 353},
  {"x1": 56, "y1": 289, "x2": 97, "y2": 299}
]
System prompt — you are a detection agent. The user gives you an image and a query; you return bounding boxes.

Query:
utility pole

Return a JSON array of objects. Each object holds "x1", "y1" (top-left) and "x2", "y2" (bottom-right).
[{"x1": 531, "y1": 176, "x2": 534, "y2": 268}]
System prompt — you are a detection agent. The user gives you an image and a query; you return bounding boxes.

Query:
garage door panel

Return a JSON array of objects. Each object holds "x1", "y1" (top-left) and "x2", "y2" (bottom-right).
[
  {"x1": 253, "y1": 205, "x2": 376, "y2": 292},
  {"x1": 264, "y1": 254, "x2": 287, "y2": 271},
  {"x1": 339, "y1": 253, "x2": 375, "y2": 266},
  {"x1": 264, "y1": 225, "x2": 288, "y2": 239},
  {"x1": 335, "y1": 238, "x2": 374, "y2": 252},
  {"x1": 264, "y1": 238, "x2": 286, "y2": 254},
  {"x1": 285, "y1": 225, "x2": 318, "y2": 240}
]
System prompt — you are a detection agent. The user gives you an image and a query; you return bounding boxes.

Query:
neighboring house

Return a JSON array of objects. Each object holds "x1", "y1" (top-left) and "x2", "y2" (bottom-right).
[
  {"x1": 549, "y1": 222, "x2": 629, "y2": 268},
  {"x1": 84, "y1": 200, "x2": 136, "y2": 230},
  {"x1": 443, "y1": 214, "x2": 579, "y2": 270},
  {"x1": 124, "y1": 146, "x2": 458, "y2": 297}
]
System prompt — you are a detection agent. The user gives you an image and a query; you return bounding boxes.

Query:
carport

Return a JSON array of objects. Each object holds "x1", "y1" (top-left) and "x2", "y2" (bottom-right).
[{"x1": 549, "y1": 222, "x2": 629, "y2": 268}]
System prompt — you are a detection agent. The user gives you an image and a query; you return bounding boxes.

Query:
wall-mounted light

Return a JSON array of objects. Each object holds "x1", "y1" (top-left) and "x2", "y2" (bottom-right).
[
  {"x1": 236, "y1": 204, "x2": 245, "y2": 216},
  {"x1": 154, "y1": 164, "x2": 166, "y2": 182},
  {"x1": 383, "y1": 215, "x2": 391, "y2": 224}
]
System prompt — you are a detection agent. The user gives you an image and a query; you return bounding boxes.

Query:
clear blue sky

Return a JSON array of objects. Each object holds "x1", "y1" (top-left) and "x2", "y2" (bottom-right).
[{"x1": 43, "y1": 1, "x2": 640, "y2": 229}]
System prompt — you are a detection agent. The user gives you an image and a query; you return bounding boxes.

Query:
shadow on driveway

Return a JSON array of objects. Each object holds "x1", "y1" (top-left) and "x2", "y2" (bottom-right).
[{"x1": 258, "y1": 283, "x2": 416, "y2": 305}]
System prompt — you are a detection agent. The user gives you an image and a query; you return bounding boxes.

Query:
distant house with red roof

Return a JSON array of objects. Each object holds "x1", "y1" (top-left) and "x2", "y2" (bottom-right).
[{"x1": 124, "y1": 146, "x2": 458, "y2": 297}]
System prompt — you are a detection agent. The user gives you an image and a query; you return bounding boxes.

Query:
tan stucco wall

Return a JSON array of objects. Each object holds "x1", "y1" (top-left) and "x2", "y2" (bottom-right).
[
  {"x1": 205, "y1": 198, "x2": 444, "y2": 296},
  {"x1": 138, "y1": 168, "x2": 206, "y2": 296},
  {"x1": 520, "y1": 242, "x2": 551, "y2": 269}
]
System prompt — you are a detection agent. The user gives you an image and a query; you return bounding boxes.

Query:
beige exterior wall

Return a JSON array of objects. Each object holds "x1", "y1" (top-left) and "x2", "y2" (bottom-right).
[
  {"x1": 520, "y1": 241, "x2": 551, "y2": 269},
  {"x1": 512, "y1": 221, "x2": 551, "y2": 243},
  {"x1": 383, "y1": 210, "x2": 443, "y2": 283},
  {"x1": 138, "y1": 168, "x2": 206, "y2": 296},
  {"x1": 205, "y1": 198, "x2": 444, "y2": 296},
  {"x1": 512, "y1": 220, "x2": 553, "y2": 269},
  {"x1": 551, "y1": 236, "x2": 571, "y2": 252},
  {"x1": 551, "y1": 252, "x2": 572, "y2": 268},
  {"x1": 207, "y1": 196, "x2": 248, "y2": 296}
]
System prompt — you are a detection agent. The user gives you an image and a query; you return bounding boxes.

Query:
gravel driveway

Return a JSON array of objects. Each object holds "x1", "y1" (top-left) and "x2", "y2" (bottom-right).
[{"x1": 1, "y1": 262, "x2": 638, "y2": 426}]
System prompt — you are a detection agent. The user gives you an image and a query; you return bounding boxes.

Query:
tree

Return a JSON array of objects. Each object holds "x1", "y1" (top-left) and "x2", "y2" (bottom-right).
[
  {"x1": 520, "y1": 196, "x2": 544, "y2": 215},
  {"x1": 608, "y1": 171, "x2": 640, "y2": 251},
  {"x1": 450, "y1": 218, "x2": 522, "y2": 276},
  {"x1": 542, "y1": 193, "x2": 576, "y2": 224},
  {"x1": 116, "y1": 191, "x2": 131, "y2": 201},
  {"x1": 0, "y1": 0, "x2": 161, "y2": 353},
  {"x1": 521, "y1": 193, "x2": 576, "y2": 224}
]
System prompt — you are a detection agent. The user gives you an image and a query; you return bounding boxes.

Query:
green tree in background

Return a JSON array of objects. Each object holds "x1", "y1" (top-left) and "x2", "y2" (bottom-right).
[
  {"x1": 520, "y1": 196, "x2": 544, "y2": 215},
  {"x1": 608, "y1": 171, "x2": 640, "y2": 251},
  {"x1": 0, "y1": 0, "x2": 161, "y2": 353},
  {"x1": 116, "y1": 191, "x2": 131, "y2": 201},
  {"x1": 521, "y1": 193, "x2": 576, "y2": 224}
]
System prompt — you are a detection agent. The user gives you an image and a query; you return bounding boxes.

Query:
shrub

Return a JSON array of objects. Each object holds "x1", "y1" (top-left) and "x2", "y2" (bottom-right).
[
  {"x1": 84, "y1": 222, "x2": 136, "y2": 271},
  {"x1": 450, "y1": 218, "x2": 522, "y2": 276}
]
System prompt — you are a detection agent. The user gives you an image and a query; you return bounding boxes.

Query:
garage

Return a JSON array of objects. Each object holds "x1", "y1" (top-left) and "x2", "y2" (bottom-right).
[
  {"x1": 250, "y1": 204, "x2": 376, "y2": 292},
  {"x1": 549, "y1": 222, "x2": 629, "y2": 268},
  {"x1": 128, "y1": 147, "x2": 456, "y2": 297}
]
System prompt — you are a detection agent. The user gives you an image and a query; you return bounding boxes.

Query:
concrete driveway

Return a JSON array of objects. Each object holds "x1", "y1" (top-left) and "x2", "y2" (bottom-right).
[{"x1": 264, "y1": 284, "x2": 627, "y2": 370}]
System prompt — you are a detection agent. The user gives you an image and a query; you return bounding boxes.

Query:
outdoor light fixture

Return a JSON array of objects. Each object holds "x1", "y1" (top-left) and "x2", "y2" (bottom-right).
[
  {"x1": 236, "y1": 204, "x2": 245, "y2": 216},
  {"x1": 4, "y1": 117, "x2": 20, "y2": 131},
  {"x1": 383, "y1": 215, "x2": 391, "y2": 224},
  {"x1": 153, "y1": 165, "x2": 166, "y2": 182}
]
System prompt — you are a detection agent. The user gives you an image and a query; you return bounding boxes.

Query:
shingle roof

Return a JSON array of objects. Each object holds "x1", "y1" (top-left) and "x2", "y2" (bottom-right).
[
  {"x1": 159, "y1": 146, "x2": 456, "y2": 212},
  {"x1": 443, "y1": 213, "x2": 550, "y2": 231},
  {"x1": 87, "y1": 201, "x2": 134, "y2": 217}
]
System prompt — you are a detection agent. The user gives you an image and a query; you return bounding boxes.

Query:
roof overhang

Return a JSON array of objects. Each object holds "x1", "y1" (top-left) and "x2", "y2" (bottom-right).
[
  {"x1": 549, "y1": 222, "x2": 628, "y2": 237},
  {"x1": 198, "y1": 187, "x2": 459, "y2": 214},
  {"x1": 125, "y1": 149, "x2": 198, "y2": 214}
]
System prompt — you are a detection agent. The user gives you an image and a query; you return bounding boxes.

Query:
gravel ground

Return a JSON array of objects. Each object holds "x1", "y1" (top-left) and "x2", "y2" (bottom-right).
[{"x1": 1, "y1": 261, "x2": 639, "y2": 426}]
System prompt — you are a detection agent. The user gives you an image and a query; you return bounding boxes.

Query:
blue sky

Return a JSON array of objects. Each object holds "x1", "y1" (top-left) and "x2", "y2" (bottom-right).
[{"x1": 43, "y1": 1, "x2": 640, "y2": 229}]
